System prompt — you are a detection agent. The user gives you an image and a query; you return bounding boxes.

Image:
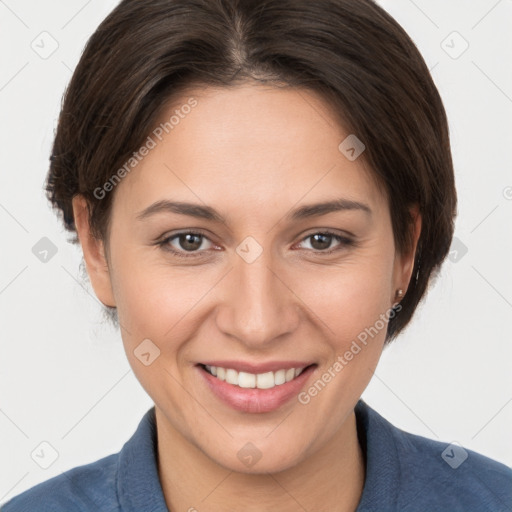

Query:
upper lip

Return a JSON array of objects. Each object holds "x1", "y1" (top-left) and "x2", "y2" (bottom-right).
[{"x1": 198, "y1": 360, "x2": 316, "y2": 374}]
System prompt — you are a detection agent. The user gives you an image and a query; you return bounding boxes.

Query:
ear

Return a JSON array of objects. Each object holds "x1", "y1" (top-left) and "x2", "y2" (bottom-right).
[
  {"x1": 72, "y1": 195, "x2": 116, "y2": 308},
  {"x1": 392, "y1": 204, "x2": 422, "y2": 301}
]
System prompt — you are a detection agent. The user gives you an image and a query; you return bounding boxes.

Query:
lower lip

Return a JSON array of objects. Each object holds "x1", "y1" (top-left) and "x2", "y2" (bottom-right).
[{"x1": 197, "y1": 364, "x2": 317, "y2": 413}]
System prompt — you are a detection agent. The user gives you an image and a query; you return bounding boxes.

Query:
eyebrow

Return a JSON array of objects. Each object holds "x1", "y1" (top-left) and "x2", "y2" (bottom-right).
[{"x1": 135, "y1": 198, "x2": 372, "y2": 223}]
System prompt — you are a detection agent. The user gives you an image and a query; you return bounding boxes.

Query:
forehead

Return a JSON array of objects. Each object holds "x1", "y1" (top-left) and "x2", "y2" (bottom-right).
[{"x1": 112, "y1": 83, "x2": 386, "y2": 220}]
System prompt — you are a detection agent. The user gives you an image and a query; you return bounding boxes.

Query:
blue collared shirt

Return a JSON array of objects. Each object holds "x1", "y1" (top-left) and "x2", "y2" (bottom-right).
[{"x1": 2, "y1": 399, "x2": 511, "y2": 511}]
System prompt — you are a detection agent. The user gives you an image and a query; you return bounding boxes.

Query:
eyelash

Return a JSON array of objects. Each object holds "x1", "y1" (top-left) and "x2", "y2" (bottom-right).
[{"x1": 156, "y1": 229, "x2": 356, "y2": 259}]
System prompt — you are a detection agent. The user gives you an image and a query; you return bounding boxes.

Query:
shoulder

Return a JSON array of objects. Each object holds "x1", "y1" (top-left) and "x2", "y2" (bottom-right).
[
  {"x1": 0, "y1": 407, "x2": 164, "y2": 512},
  {"x1": 393, "y1": 427, "x2": 512, "y2": 510},
  {"x1": 356, "y1": 399, "x2": 512, "y2": 511},
  {"x1": 0, "y1": 453, "x2": 120, "y2": 512}
]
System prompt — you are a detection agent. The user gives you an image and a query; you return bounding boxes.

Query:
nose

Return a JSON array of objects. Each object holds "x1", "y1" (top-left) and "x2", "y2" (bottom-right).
[{"x1": 215, "y1": 248, "x2": 300, "y2": 349}]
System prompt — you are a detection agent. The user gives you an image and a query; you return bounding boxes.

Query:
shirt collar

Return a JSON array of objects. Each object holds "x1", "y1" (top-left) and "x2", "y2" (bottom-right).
[
  {"x1": 116, "y1": 399, "x2": 399, "y2": 511},
  {"x1": 355, "y1": 398, "x2": 401, "y2": 510},
  {"x1": 117, "y1": 407, "x2": 169, "y2": 511}
]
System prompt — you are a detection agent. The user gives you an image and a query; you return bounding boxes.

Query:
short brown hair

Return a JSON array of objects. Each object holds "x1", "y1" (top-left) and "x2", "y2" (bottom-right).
[{"x1": 46, "y1": 0, "x2": 457, "y2": 342}]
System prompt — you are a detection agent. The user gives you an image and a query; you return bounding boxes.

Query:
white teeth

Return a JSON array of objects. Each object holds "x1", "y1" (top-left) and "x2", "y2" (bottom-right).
[
  {"x1": 238, "y1": 371, "x2": 256, "y2": 388},
  {"x1": 204, "y1": 365, "x2": 308, "y2": 389},
  {"x1": 225, "y1": 368, "x2": 238, "y2": 385},
  {"x1": 274, "y1": 369, "x2": 286, "y2": 385},
  {"x1": 285, "y1": 368, "x2": 295, "y2": 382},
  {"x1": 256, "y1": 371, "x2": 275, "y2": 389}
]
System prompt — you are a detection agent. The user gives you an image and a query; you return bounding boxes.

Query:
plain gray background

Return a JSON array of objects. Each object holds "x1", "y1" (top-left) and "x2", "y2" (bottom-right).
[{"x1": 1, "y1": 0, "x2": 511, "y2": 504}]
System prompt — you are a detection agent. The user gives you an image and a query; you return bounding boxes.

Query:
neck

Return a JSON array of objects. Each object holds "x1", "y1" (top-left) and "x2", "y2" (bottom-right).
[{"x1": 155, "y1": 407, "x2": 366, "y2": 512}]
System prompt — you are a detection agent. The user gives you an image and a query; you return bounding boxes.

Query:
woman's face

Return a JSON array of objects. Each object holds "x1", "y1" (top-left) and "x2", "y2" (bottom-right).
[{"x1": 77, "y1": 83, "x2": 418, "y2": 473}]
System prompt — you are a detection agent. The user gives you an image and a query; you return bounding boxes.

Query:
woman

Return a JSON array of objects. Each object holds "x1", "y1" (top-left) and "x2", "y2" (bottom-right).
[{"x1": 2, "y1": 0, "x2": 511, "y2": 510}]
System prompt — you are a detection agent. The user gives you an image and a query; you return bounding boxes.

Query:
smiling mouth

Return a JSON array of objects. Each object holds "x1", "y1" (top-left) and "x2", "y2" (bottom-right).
[{"x1": 199, "y1": 363, "x2": 316, "y2": 390}]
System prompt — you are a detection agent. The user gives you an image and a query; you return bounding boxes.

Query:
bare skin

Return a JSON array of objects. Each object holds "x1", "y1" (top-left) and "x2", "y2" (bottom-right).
[{"x1": 73, "y1": 82, "x2": 421, "y2": 512}]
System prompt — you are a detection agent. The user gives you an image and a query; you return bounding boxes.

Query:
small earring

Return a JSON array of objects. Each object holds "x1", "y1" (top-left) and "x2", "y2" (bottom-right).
[{"x1": 392, "y1": 289, "x2": 404, "y2": 309}]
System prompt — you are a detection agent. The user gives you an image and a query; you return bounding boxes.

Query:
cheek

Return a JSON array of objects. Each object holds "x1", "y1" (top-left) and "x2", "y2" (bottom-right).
[
  {"x1": 111, "y1": 260, "x2": 216, "y2": 401},
  {"x1": 293, "y1": 255, "x2": 394, "y2": 418},
  {"x1": 294, "y1": 251, "x2": 395, "y2": 343},
  {"x1": 114, "y1": 261, "x2": 215, "y2": 338}
]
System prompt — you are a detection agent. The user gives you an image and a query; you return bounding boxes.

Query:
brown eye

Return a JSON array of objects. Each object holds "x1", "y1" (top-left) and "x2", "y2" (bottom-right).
[
  {"x1": 158, "y1": 231, "x2": 215, "y2": 258},
  {"x1": 309, "y1": 233, "x2": 334, "y2": 251},
  {"x1": 298, "y1": 231, "x2": 355, "y2": 254},
  {"x1": 176, "y1": 233, "x2": 204, "y2": 252}
]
